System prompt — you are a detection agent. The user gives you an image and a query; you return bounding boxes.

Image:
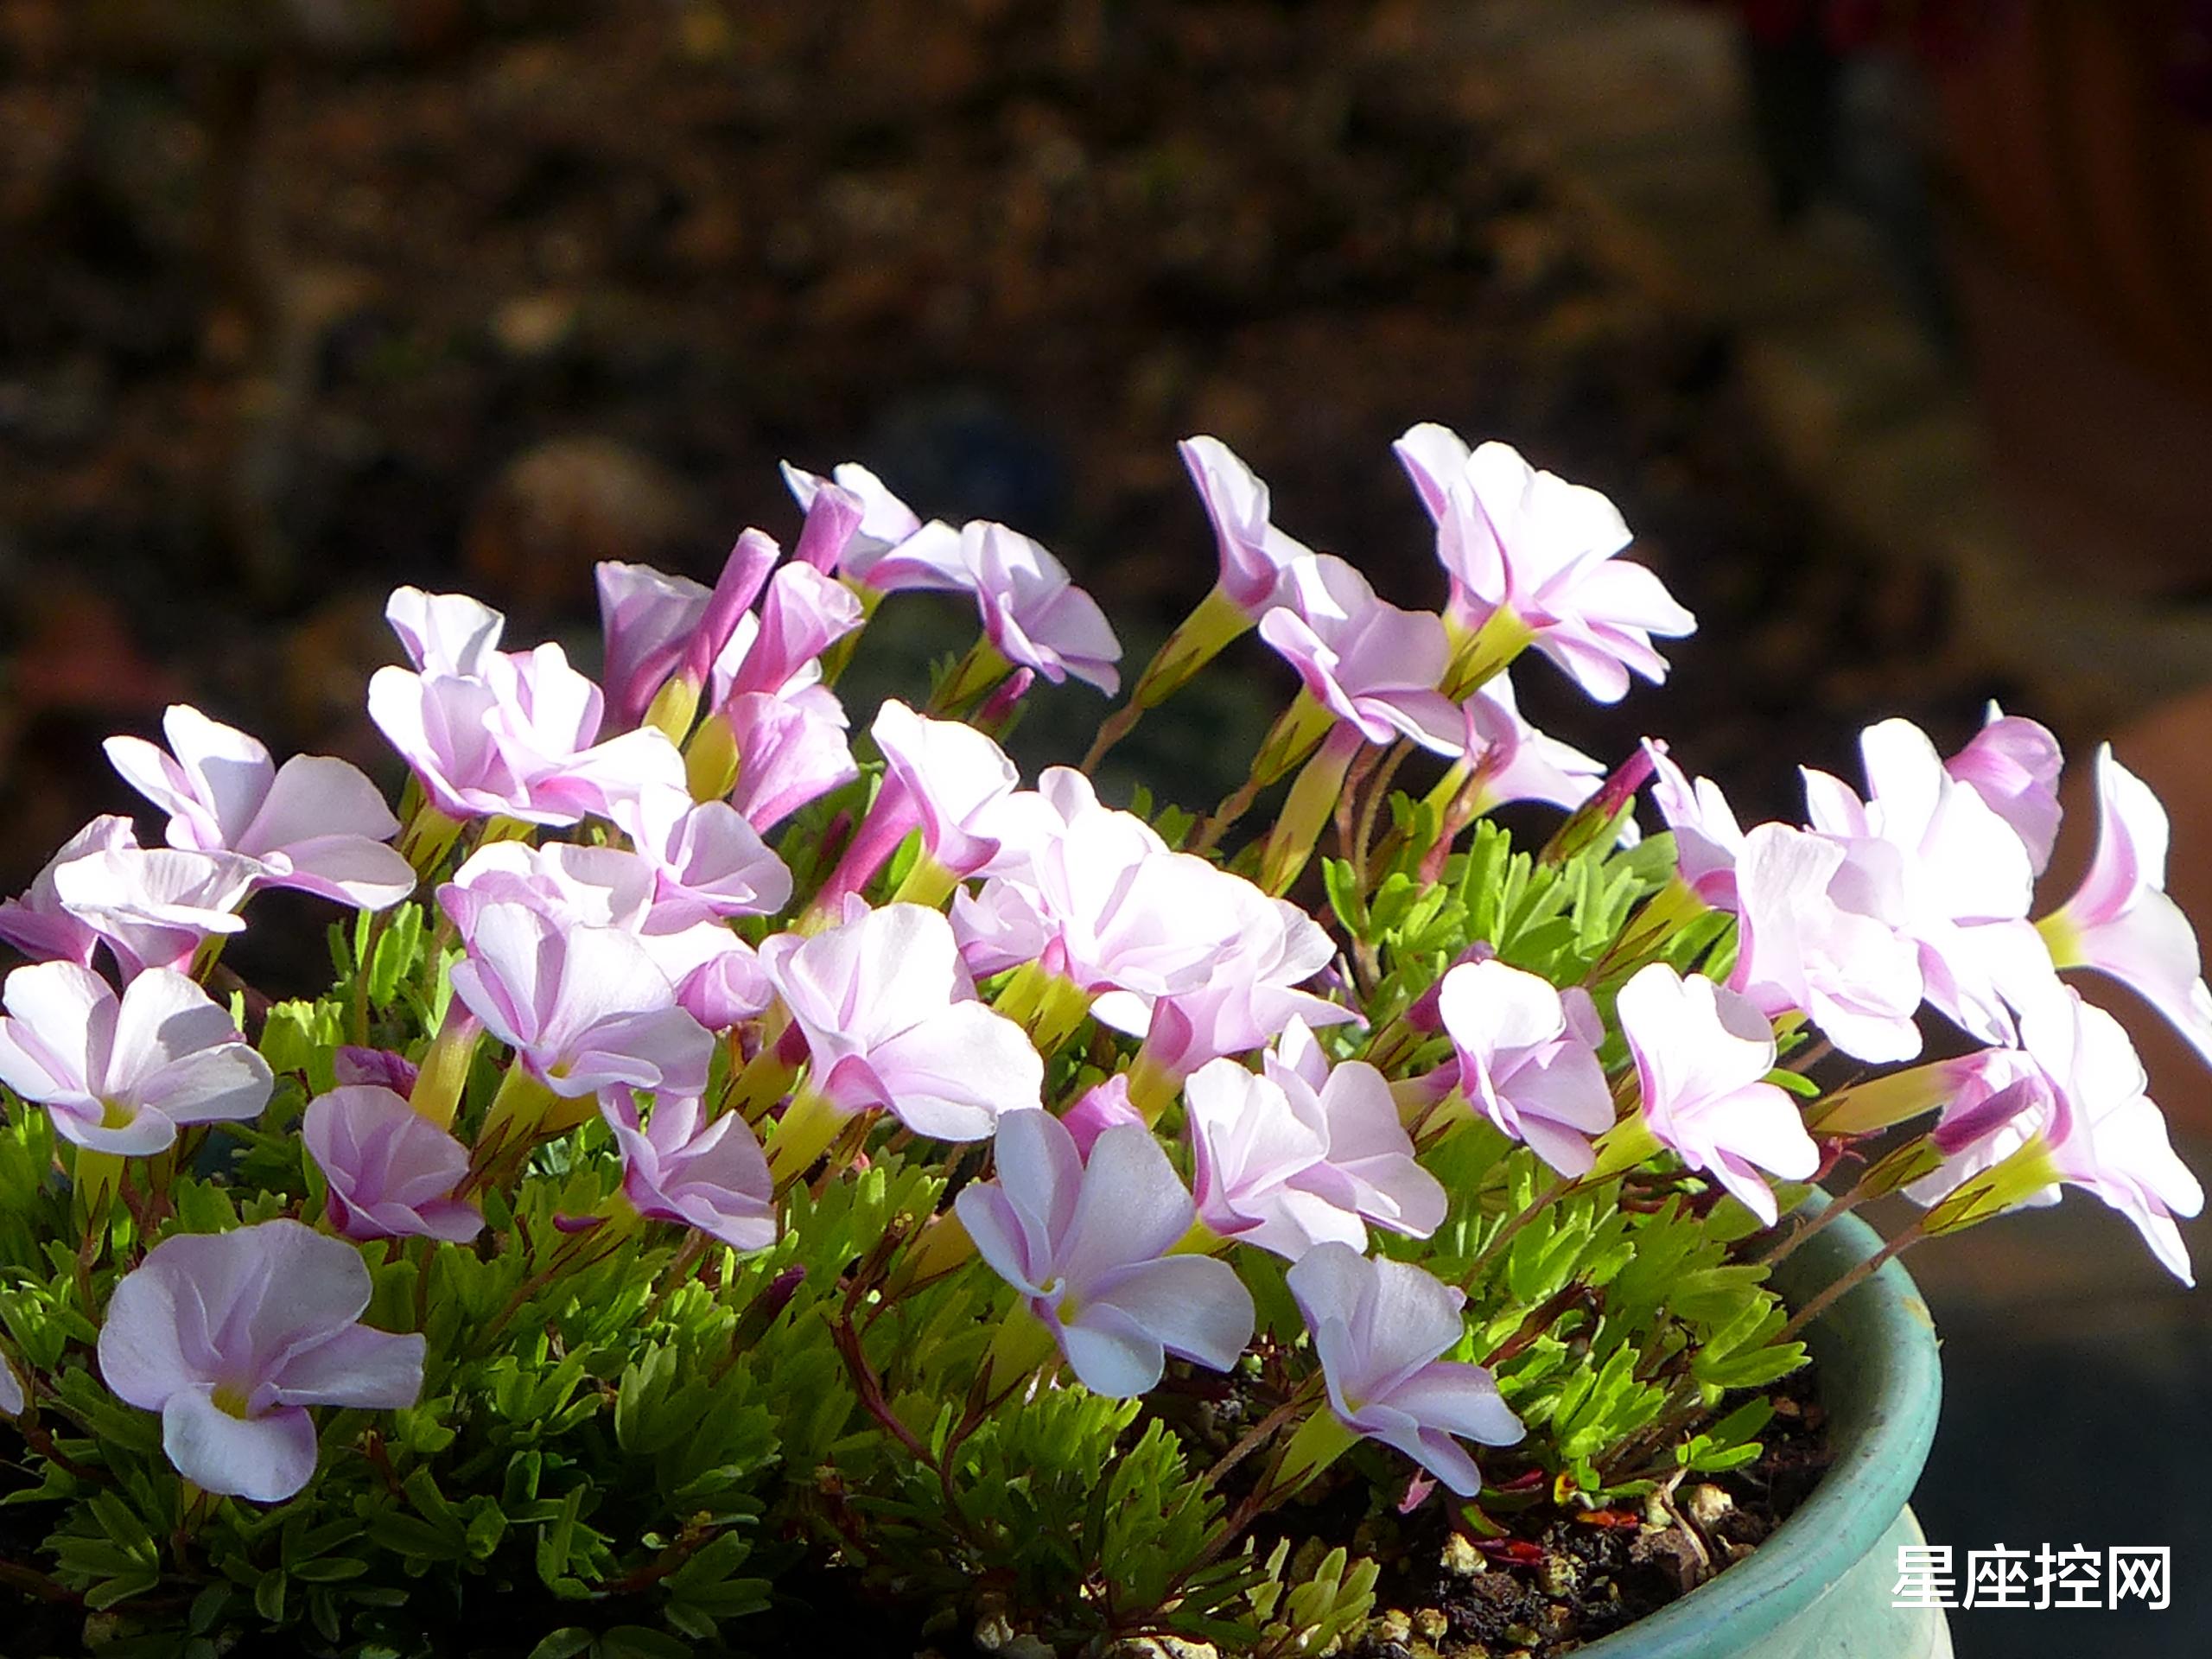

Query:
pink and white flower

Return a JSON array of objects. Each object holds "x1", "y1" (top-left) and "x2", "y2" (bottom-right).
[
  {"x1": 98, "y1": 1220, "x2": 423, "y2": 1502},
  {"x1": 2038, "y1": 745, "x2": 2212, "y2": 1070},
  {"x1": 385, "y1": 586, "x2": 504, "y2": 677},
  {"x1": 442, "y1": 841, "x2": 657, "y2": 938},
  {"x1": 1946, "y1": 704, "x2": 2063, "y2": 877},
  {"x1": 781, "y1": 460, "x2": 971, "y2": 594},
  {"x1": 41, "y1": 841, "x2": 259, "y2": 979},
  {"x1": 1730, "y1": 823, "x2": 1923, "y2": 1064},
  {"x1": 959, "y1": 521, "x2": 1122, "y2": 696},
  {"x1": 1644, "y1": 741, "x2": 1745, "y2": 908},
  {"x1": 1179, "y1": 435, "x2": 1314, "y2": 614},
  {"x1": 662, "y1": 931, "x2": 776, "y2": 1031},
  {"x1": 1802, "y1": 718, "x2": 2047, "y2": 1044},
  {"x1": 1910, "y1": 984, "x2": 2203, "y2": 1284},
  {"x1": 713, "y1": 563, "x2": 865, "y2": 706},
  {"x1": 105, "y1": 705, "x2": 416, "y2": 911},
  {"x1": 441, "y1": 842, "x2": 771, "y2": 1033},
  {"x1": 369, "y1": 638, "x2": 685, "y2": 827},
  {"x1": 1460, "y1": 674, "x2": 1618, "y2": 823},
  {"x1": 1395, "y1": 427, "x2": 1694, "y2": 702},
  {"x1": 1063, "y1": 1072, "x2": 1146, "y2": 1159},
  {"x1": 1257, "y1": 555, "x2": 1461, "y2": 753},
  {"x1": 0, "y1": 963, "x2": 271, "y2": 1154},
  {"x1": 602, "y1": 1088, "x2": 777, "y2": 1253},
  {"x1": 813, "y1": 699, "x2": 1035, "y2": 908},
  {"x1": 788, "y1": 474, "x2": 865, "y2": 574},
  {"x1": 1094, "y1": 876, "x2": 1351, "y2": 1078},
  {"x1": 1434, "y1": 958, "x2": 1613, "y2": 1178},
  {"x1": 303, "y1": 1085, "x2": 481, "y2": 1243},
  {"x1": 1186, "y1": 1022, "x2": 1445, "y2": 1259},
  {"x1": 597, "y1": 561, "x2": 717, "y2": 728},
  {"x1": 1286, "y1": 1243, "x2": 1523, "y2": 1497},
  {"x1": 760, "y1": 902, "x2": 1043, "y2": 1141},
  {"x1": 723, "y1": 685, "x2": 859, "y2": 833},
  {"x1": 332, "y1": 1046, "x2": 419, "y2": 1095},
  {"x1": 447, "y1": 901, "x2": 714, "y2": 1099},
  {"x1": 0, "y1": 816, "x2": 140, "y2": 968},
  {"x1": 1615, "y1": 963, "x2": 1818, "y2": 1226},
  {"x1": 957, "y1": 1110, "x2": 1254, "y2": 1397},
  {"x1": 953, "y1": 770, "x2": 1243, "y2": 1001},
  {"x1": 613, "y1": 788, "x2": 792, "y2": 924},
  {"x1": 1643, "y1": 742, "x2": 1930, "y2": 1061},
  {"x1": 595, "y1": 531, "x2": 776, "y2": 728}
]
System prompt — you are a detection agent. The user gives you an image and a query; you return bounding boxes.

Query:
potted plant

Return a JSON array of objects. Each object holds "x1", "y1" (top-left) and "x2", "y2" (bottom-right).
[{"x1": 0, "y1": 428, "x2": 2197, "y2": 1657}]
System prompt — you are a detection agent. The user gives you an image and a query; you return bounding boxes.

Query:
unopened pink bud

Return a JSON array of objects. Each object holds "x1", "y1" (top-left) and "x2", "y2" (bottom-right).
[
  {"x1": 792, "y1": 483, "x2": 864, "y2": 574},
  {"x1": 334, "y1": 1046, "x2": 419, "y2": 1094},
  {"x1": 974, "y1": 668, "x2": 1035, "y2": 738}
]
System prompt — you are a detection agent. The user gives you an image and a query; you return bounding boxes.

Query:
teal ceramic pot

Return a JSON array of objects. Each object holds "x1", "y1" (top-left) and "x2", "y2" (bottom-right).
[{"x1": 1577, "y1": 1205, "x2": 1948, "y2": 1659}]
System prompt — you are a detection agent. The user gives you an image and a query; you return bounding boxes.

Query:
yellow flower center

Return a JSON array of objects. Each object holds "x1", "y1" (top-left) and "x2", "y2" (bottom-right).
[{"x1": 209, "y1": 1384, "x2": 253, "y2": 1420}]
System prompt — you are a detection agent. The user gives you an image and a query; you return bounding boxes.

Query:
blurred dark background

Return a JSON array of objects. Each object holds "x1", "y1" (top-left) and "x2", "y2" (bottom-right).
[{"x1": 5, "y1": 1, "x2": 2212, "y2": 1651}]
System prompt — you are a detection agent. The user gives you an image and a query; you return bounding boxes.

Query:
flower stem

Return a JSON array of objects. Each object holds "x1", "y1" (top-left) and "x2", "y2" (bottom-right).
[
  {"x1": 1259, "y1": 728, "x2": 1361, "y2": 894},
  {"x1": 766, "y1": 1090, "x2": 853, "y2": 1191},
  {"x1": 480, "y1": 1065, "x2": 556, "y2": 1150},
  {"x1": 930, "y1": 638, "x2": 1013, "y2": 716},
  {"x1": 1757, "y1": 1180, "x2": 1868, "y2": 1268},
  {"x1": 1440, "y1": 608, "x2": 1535, "y2": 699},
  {"x1": 1774, "y1": 1217, "x2": 1927, "y2": 1345},
  {"x1": 0, "y1": 1555, "x2": 78, "y2": 1605},
  {"x1": 685, "y1": 711, "x2": 741, "y2": 802},
  {"x1": 1083, "y1": 586, "x2": 1249, "y2": 772},
  {"x1": 397, "y1": 798, "x2": 462, "y2": 878},
  {"x1": 1190, "y1": 691, "x2": 1333, "y2": 855},
  {"x1": 1250, "y1": 1407, "x2": 1360, "y2": 1517},
  {"x1": 1351, "y1": 739, "x2": 1415, "y2": 887},
  {"x1": 1202, "y1": 1383, "x2": 1319, "y2": 1491},
  {"x1": 408, "y1": 1009, "x2": 480, "y2": 1132},
  {"x1": 1081, "y1": 699, "x2": 1147, "y2": 776},
  {"x1": 71, "y1": 1149, "x2": 123, "y2": 1234},
  {"x1": 984, "y1": 1304, "x2": 1059, "y2": 1387}
]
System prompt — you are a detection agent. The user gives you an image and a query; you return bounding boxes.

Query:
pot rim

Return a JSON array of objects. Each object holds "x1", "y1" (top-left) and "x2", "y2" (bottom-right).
[{"x1": 1573, "y1": 1195, "x2": 1942, "y2": 1656}]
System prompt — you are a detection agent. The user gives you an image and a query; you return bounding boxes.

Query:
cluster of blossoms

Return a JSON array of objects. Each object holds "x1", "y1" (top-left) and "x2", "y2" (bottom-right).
[{"x1": 0, "y1": 424, "x2": 2199, "y2": 1652}]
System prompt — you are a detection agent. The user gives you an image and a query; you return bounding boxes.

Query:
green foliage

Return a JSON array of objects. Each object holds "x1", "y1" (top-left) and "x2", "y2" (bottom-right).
[
  {"x1": 1244, "y1": 1539, "x2": 1382, "y2": 1658},
  {"x1": 0, "y1": 742, "x2": 1823, "y2": 1659}
]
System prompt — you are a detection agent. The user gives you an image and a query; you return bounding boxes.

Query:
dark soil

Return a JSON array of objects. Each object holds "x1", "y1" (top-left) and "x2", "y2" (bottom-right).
[{"x1": 1338, "y1": 1367, "x2": 1831, "y2": 1657}]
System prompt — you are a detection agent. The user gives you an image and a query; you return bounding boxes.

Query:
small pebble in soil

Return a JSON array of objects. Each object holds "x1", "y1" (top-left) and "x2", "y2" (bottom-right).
[
  {"x1": 1440, "y1": 1531, "x2": 1485, "y2": 1576},
  {"x1": 1370, "y1": 1608, "x2": 1414, "y2": 1647},
  {"x1": 969, "y1": 1589, "x2": 1012, "y2": 1649},
  {"x1": 1103, "y1": 1638, "x2": 1219, "y2": 1659},
  {"x1": 1686, "y1": 1482, "x2": 1735, "y2": 1526}
]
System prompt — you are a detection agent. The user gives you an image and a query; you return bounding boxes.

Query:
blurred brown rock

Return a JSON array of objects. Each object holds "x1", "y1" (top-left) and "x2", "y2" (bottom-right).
[
  {"x1": 462, "y1": 435, "x2": 700, "y2": 617},
  {"x1": 280, "y1": 588, "x2": 397, "y2": 761}
]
